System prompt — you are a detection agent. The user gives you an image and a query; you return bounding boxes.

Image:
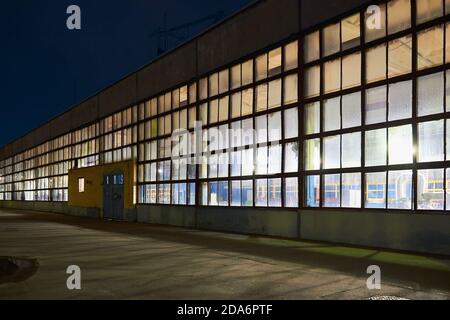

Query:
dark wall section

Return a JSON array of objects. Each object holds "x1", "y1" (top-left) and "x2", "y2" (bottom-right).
[
  {"x1": 197, "y1": 0, "x2": 299, "y2": 75},
  {"x1": 301, "y1": 0, "x2": 372, "y2": 30},
  {"x1": 137, "y1": 41, "x2": 197, "y2": 101}
]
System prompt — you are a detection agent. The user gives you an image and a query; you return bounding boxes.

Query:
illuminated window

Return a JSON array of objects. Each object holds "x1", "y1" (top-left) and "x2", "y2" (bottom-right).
[
  {"x1": 342, "y1": 92, "x2": 361, "y2": 129},
  {"x1": 365, "y1": 172, "x2": 386, "y2": 209},
  {"x1": 304, "y1": 65, "x2": 320, "y2": 98},
  {"x1": 268, "y1": 47, "x2": 282, "y2": 77},
  {"x1": 388, "y1": 170, "x2": 412, "y2": 209},
  {"x1": 366, "y1": 44, "x2": 387, "y2": 83},
  {"x1": 388, "y1": 35, "x2": 412, "y2": 78},
  {"x1": 417, "y1": 0, "x2": 443, "y2": 25},
  {"x1": 417, "y1": 25, "x2": 444, "y2": 70},
  {"x1": 285, "y1": 177, "x2": 298, "y2": 208},
  {"x1": 365, "y1": 3, "x2": 386, "y2": 42},
  {"x1": 366, "y1": 85, "x2": 387, "y2": 125},
  {"x1": 342, "y1": 173, "x2": 361, "y2": 208},
  {"x1": 324, "y1": 58, "x2": 341, "y2": 94},
  {"x1": 323, "y1": 135, "x2": 340, "y2": 169},
  {"x1": 304, "y1": 139, "x2": 321, "y2": 171},
  {"x1": 78, "y1": 178, "x2": 85, "y2": 193},
  {"x1": 304, "y1": 31, "x2": 320, "y2": 63},
  {"x1": 305, "y1": 102, "x2": 321, "y2": 135},
  {"x1": 342, "y1": 52, "x2": 361, "y2": 89},
  {"x1": 387, "y1": 0, "x2": 411, "y2": 35},
  {"x1": 342, "y1": 13, "x2": 360, "y2": 50},
  {"x1": 388, "y1": 80, "x2": 412, "y2": 121},
  {"x1": 324, "y1": 97, "x2": 341, "y2": 132},
  {"x1": 323, "y1": 22, "x2": 340, "y2": 56},
  {"x1": 417, "y1": 72, "x2": 444, "y2": 116},
  {"x1": 388, "y1": 125, "x2": 413, "y2": 165},
  {"x1": 284, "y1": 41, "x2": 298, "y2": 71},
  {"x1": 305, "y1": 175, "x2": 320, "y2": 207},
  {"x1": 323, "y1": 174, "x2": 340, "y2": 208},
  {"x1": 365, "y1": 129, "x2": 387, "y2": 167},
  {"x1": 418, "y1": 169, "x2": 444, "y2": 210},
  {"x1": 418, "y1": 120, "x2": 444, "y2": 162}
]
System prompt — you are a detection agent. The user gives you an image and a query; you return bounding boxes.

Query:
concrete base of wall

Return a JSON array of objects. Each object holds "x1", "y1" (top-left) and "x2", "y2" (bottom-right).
[{"x1": 1, "y1": 201, "x2": 449, "y2": 256}]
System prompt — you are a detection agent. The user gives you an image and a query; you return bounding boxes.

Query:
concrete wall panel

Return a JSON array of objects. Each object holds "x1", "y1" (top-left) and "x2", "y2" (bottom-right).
[
  {"x1": 197, "y1": 0, "x2": 299, "y2": 75},
  {"x1": 137, "y1": 42, "x2": 197, "y2": 102},
  {"x1": 98, "y1": 74, "x2": 137, "y2": 118}
]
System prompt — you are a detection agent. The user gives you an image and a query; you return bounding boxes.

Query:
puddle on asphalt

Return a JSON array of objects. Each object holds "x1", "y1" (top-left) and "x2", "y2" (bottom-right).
[{"x1": 0, "y1": 257, "x2": 39, "y2": 284}]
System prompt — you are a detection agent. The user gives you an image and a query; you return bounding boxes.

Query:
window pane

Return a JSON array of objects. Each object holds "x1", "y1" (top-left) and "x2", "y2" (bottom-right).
[
  {"x1": 365, "y1": 3, "x2": 386, "y2": 42},
  {"x1": 268, "y1": 145, "x2": 282, "y2": 174},
  {"x1": 366, "y1": 129, "x2": 387, "y2": 166},
  {"x1": 219, "y1": 70, "x2": 229, "y2": 94},
  {"x1": 446, "y1": 23, "x2": 450, "y2": 63},
  {"x1": 389, "y1": 80, "x2": 412, "y2": 121},
  {"x1": 285, "y1": 178, "x2": 299, "y2": 208},
  {"x1": 417, "y1": 0, "x2": 443, "y2": 25},
  {"x1": 268, "y1": 111, "x2": 282, "y2": 142},
  {"x1": 418, "y1": 72, "x2": 444, "y2": 116},
  {"x1": 304, "y1": 65, "x2": 320, "y2": 98},
  {"x1": 256, "y1": 179, "x2": 268, "y2": 207},
  {"x1": 324, "y1": 97, "x2": 341, "y2": 132},
  {"x1": 256, "y1": 54, "x2": 267, "y2": 81},
  {"x1": 284, "y1": 41, "x2": 298, "y2": 71},
  {"x1": 284, "y1": 74, "x2": 298, "y2": 105},
  {"x1": 388, "y1": 125, "x2": 413, "y2": 165},
  {"x1": 268, "y1": 48, "x2": 282, "y2": 77},
  {"x1": 304, "y1": 31, "x2": 320, "y2": 63},
  {"x1": 324, "y1": 58, "x2": 341, "y2": 94},
  {"x1": 342, "y1": 173, "x2": 361, "y2": 208},
  {"x1": 447, "y1": 119, "x2": 450, "y2": 160},
  {"x1": 323, "y1": 135, "x2": 340, "y2": 169},
  {"x1": 388, "y1": 0, "x2": 411, "y2": 35},
  {"x1": 418, "y1": 120, "x2": 444, "y2": 162},
  {"x1": 231, "y1": 64, "x2": 241, "y2": 90},
  {"x1": 366, "y1": 85, "x2": 387, "y2": 125},
  {"x1": 366, "y1": 44, "x2": 387, "y2": 83},
  {"x1": 242, "y1": 180, "x2": 253, "y2": 207},
  {"x1": 304, "y1": 139, "x2": 321, "y2": 170},
  {"x1": 242, "y1": 149, "x2": 254, "y2": 176},
  {"x1": 231, "y1": 181, "x2": 241, "y2": 207},
  {"x1": 284, "y1": 108, "x2": 298, "y2": 139},
  {"x1": 256, "y1": 147, "x2": 267, "y2": 175},
  {"x1": 417, "y1": 25, "x2": 444, "y2": 70},
  {"x1": 342, "y1": 92, "x2": 361, "y2": 128},
  {"x1": 256, "y1": 84, "x2": 268, "y2": 112},
  {"x1": 342, "y1": 132, "x2": 361, "y2": 168},
  {"x1": 342, "y1": 52, "x2": 361, "y2": 89},
  {"x1": 388, "y1": 35, "x2": 412, "y2": 78},
  {"x1": 305, "y1": 102, "x2": 321, "y2": 135},
  {"x1": 218, "y1": 181, "x2": 229, "y2": 206},
  {"x1": 323, "y1": 23, "x2": 340, "y2": 56},
  {"x1": 242, "y1": 60, "x2": 253, "y2": 86},
  {"x1": 365, "y1": 172, "x2": 386, "y2": 209},
  {"x1": 268, "y1": 178, "x2": 282, "y2": 207},
  {"x1": 388, "y1": 170, "x2": 412, "y2": 209},
  {"x1": 305, "y1": 175, "x2": 320, "y2": 207},
  {"x1": 242, "y1": 89, "x2": 253, "y2": 116},
  {"x1": 418, "y1": 169, "x2": 444, "y2": 210},
  {"x1": 209, "y1": 73, "x2": 218, "y2": 97},
  {"x1": 342, "y1": 13, "x2": 360, "y2": 50},
  {"x1": 324, "y1": 174, "x2": 340, "y2": 208},
  {"x1": 284, "y1": 142, "x2": 299, "y2": 173}
]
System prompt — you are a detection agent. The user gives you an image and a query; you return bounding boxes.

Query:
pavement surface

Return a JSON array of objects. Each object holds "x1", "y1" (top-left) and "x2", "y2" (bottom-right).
[{"x1": 0, "y1": 208, "x2": 449, "y2": 300}]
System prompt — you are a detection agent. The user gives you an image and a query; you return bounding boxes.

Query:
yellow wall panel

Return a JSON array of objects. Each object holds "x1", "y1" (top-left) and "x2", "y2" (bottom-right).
[{"x1": 68, "y1": 160, "x2": 136, "y2": 209}]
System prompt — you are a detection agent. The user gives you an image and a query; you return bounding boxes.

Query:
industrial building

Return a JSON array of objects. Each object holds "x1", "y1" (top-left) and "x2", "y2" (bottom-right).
[{"x1": 1, "y1": 0, "x2": 450, "y2": 255}]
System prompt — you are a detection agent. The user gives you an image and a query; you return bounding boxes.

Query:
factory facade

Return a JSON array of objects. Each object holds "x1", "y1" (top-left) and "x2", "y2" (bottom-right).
[{"x1": 1, "y1": 0, "x2": 450, "y2": 255}]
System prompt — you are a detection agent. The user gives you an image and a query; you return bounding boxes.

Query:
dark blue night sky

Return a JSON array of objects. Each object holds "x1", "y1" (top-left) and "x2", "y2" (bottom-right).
[{"x1": 0, "y1": 0, "x2": 251, "y2": 146}]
